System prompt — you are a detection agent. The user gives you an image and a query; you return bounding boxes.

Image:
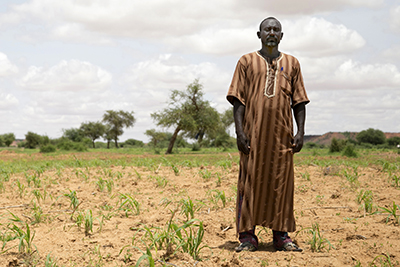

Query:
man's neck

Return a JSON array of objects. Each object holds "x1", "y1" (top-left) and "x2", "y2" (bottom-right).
[{"x1": 259, "y1": 46, "x2": 280, "y2": 61}]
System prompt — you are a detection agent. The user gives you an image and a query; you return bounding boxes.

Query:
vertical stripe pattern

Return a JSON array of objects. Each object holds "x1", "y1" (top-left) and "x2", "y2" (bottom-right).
[{"x1": 227, "y1": 52, "x2": 309, "y2": 234}]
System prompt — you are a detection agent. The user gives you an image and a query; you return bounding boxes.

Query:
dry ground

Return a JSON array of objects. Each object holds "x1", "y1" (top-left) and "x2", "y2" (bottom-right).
[{"x1": 0, "y1": 150, "x2": 399, "y2": 266}]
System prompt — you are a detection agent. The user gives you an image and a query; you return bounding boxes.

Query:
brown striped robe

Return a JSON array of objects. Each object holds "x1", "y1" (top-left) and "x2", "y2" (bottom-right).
[{"x1": 227, "y1": 51, "x2": 309, "y2": 234}]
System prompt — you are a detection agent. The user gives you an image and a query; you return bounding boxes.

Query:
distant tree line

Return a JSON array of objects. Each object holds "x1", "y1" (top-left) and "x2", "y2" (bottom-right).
[
  {"x1": 305, "y1": 128, "x2": 400, "y2": 158},
  {"x1": 0, "y1": 80, "x2": 236, "y2": 153}
]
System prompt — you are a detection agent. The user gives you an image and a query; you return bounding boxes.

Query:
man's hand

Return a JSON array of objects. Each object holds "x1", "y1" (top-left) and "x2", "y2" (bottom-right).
[
  {"x1": 292, "y1": 132, "x2": 304, "y2": 153},
  {"x1": 236, "y1": 132, "x2": 250, "y2": 155}
]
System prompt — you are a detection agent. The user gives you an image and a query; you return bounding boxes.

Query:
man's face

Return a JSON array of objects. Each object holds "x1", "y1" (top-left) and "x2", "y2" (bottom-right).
[{"x1": 258, "y1": 19, "x2": 283, "y2": 47}]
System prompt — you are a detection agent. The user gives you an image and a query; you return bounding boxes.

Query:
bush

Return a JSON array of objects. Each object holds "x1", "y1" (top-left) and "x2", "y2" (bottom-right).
[
  {"x1": 356, "y1": 128, "x2": 386, "y2": 145},
  {"x1": 387, "y1": 136, "x2": 400, "y2": 147},
  {"x1": 342, "y1": 145, "x2": 358, "y2": 158},
  {"x1": 191, "y1": 143, "x2": 201, "y2": 151},
  {"x1": 40, "y1": 144, "x2": 56, "y2": 153},
  {"x1": 329, "y1": 138, "x2": 346, "y2": 153},
  {"x1": 57, "y1": 140, "x2": 88, "y2": 152},
  {"x1": 122, "y1": 139, "x2": 144, "y2": 147}
]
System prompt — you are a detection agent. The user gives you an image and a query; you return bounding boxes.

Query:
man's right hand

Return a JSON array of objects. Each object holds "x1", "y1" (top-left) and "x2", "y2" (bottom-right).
[{"x1": 236, "y1": 132, "x2": 250, "y2": 155}]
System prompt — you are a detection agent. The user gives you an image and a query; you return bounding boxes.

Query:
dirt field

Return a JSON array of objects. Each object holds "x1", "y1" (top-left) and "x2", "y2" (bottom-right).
[{"x1": 0, "y1": 150, "x2": 399, "y2": 266}]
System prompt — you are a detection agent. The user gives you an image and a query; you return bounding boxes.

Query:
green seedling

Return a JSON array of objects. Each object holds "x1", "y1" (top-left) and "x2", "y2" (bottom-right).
[
  {"x1": 208, "y1": 189, "x2": 227, "y2": 208},
  {"x1": 61, "y1": 189, "x2": 80, "y2": 210},
  {"x1": 119, "y1": 193, "x2": 140, "y2": 217},
  {"x1": 45, "y1": 253, "x2": 59, "y2": 267},
  {"x1": 84, "y1": 209, "x2": 94, "y2": 236},
  {"x1": 357, "y1": 189, "x2": 374, "y2": 213},
  {"x1": 7, "y1": 212, "x2": 37, "y2": 255},
  {"x1": 199, "y1": 169, "x2": 212, "y2": 180},
  {"x1": 375, "y1": 201, "x2": 400, "y2": 224},
  {"x1": 15, "y1": 179, "x2": 26, "y2": 198},
  {"x1": 303, "y1": 222, "x2": 334, "y2": 252},
  {"x1": 370, "y1": 253, "x2": 394, "y2": 267},
  {"x1": 180, "y1": 198, "x2": 204, "y2": 221}
]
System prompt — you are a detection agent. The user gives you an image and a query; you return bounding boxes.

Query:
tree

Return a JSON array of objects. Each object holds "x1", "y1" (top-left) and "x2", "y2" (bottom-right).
[
  {"x1": 1, "y1": 133, "x2": 15, "y2": 147},
  {"x1": 151, "y1": 79, "x2": 220, "y2": 154},
  {"x1": 356, "y1": 128, "x2": 386, "y2": 145},
  {"x1": 62, "y1": 128, "x2": 84, "y2": 142},
  {"x1": 25, "y1": 132, "x2": 42, "y2": 149},
  {"x1": 80, "y1": 121, "x2": 106, "y2": 148},
  {"x1": 145, "y1": 129, "x2": 168, "y2": 148},
  {"x1": 102, "y1": 110, "x2": 136, "y2": 148},
  {"x1": 387, "y1": 136, "x2": 400, "y2": 147}
]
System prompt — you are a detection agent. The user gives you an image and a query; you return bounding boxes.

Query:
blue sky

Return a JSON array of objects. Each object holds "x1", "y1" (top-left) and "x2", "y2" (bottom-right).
[{"x1": 0, "y1": 0, "x2": 399, "y2": 142}]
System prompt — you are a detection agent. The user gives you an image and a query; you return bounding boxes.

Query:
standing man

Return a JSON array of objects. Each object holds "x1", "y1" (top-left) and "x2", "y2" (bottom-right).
[{"x1": 227, "y1": 17, "x2": 309, "y2": 252}]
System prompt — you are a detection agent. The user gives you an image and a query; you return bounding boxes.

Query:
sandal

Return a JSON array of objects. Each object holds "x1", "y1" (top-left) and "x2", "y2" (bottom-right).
[
  {"x1": 235, "y1": 241, "x2": 257, "y2": 252},
  {"x1": 276, "y1": 241, "x2": 303, "y2": 252}
]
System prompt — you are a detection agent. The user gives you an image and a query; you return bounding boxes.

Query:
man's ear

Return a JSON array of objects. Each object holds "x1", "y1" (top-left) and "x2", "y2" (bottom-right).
[
  {"x1": 257, "y1": 31, "x2": 261, "y2": 39},
  {"x1": 280, "y1": 32, "x2": 284, "y2": 40}
]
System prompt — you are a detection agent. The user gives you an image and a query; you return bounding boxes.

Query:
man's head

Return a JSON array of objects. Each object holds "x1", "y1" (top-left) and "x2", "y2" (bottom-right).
[{"x1": 257, "y1": 17, "x2": 283, "y2": 48}]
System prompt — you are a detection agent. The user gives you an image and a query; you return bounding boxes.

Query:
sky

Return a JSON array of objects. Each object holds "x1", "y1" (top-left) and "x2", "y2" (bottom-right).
[{"x1": 0, "y1": 0, "x2": 400, "y2": 142}]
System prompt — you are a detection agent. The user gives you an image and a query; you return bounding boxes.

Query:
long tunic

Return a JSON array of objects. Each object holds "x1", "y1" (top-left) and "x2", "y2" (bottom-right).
[{"x1": 227, "y1": 51, "x2": 309, "y2": 233}]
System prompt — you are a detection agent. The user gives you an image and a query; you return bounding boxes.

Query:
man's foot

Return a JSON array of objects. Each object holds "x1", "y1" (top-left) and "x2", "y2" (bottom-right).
[
  {"x1": 273, "y1": 231, "x2": 302, "y2": 252},
  {"x1": 235, "y1": 241, "x2": 257, "y2": 252},
  {"x1": 275, "y1": 241, "x2": 302, "y2": 252}
]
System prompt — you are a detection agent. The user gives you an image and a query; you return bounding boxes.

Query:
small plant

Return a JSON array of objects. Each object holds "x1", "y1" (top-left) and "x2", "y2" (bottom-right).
[
  {"x1": 357, "y1": 189, "x2": 374, "y2": 213},
  {"x1": 62, "y1": 189, "x2": 80, "y2": 210},
  {"x1": 215, "y1": 172, "x2": 222, "y2": 187},
  {"x1": 135, "y1": 247, "x2": 155, "y2": 267},
  {"x1": 199, "y1": 169, "x2": 212, "y2": 180},
  {"x1": 375, "y1": 202, "x2": 400, "y2": 224},
  {"x1": 119, "y1": 193, "x2": 140, "y2": 217},
  {"x1": 370, "y1": 253, "x2": 394, "y2": 267},
  {"x1": 342, "y1": 144, "x2": 358, "y2": 158},
  {"x1": 7, "y1": 212, "x2": 37, "y2": 255},
  {"x1": 300, "y1": 171, "x2": 310, "y2": 181},
  {"x1": 84, "y1": 209, "x2": 94, "y2": 236},
  {"x1": 96, "y1": 176, "x2": 106, "y2": 191},
  {"x1": 208, "y1": 189, "x2": 227, "y2": 208},
  {"x1": 171, "y1": 164, "x2": 180, "y2": 176},
  {"x1": 15, "y1": 180, "x2": 26, "y2": 198},
  {"x1": 180, "y1": 198, "x2": 204, "y2": 221},
  {"x1": 153, "y1": 176, "x2": 168, "y2": 188},
  {"x1": 45, "y1": 253, "x2": 59, "y2": 267},
  {"x1": 342, "y1": 166, "x2": 360, "y2": 187},
  {"x1": 305, "y1": 222, "x2": 334, "y2": 252}
]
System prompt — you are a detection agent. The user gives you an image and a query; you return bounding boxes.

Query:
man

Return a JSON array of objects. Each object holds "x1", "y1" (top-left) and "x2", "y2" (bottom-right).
[{"x1": 227, "y1": 17, "x2": 309, "y2": 252}]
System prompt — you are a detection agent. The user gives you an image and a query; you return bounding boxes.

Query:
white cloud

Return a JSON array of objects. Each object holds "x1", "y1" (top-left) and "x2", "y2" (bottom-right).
[
  {"x1": 301, "y1": 56, "x2": 400, "y2": 91},
  {"x1": 235, "y1": 0, "x2": 383, "y2": 15},
  {"x1": 0, "y1": 0, "x2": 381, "y2": 45},
  {"x1": 0, "y1": 52, "x2": 18, "y2": 77},
  {"x1": 19, "y1": 59, "x2": 112, "y2": 91},
  {"x1": 0, "y1": 93, "x2": 19, "y2": 110},
  {"x1": 280, "y1": 17, "x2": 365, "y2": 57},
  {"x1": 390, "y1": 5, "x2": 400, "y2": 32}
]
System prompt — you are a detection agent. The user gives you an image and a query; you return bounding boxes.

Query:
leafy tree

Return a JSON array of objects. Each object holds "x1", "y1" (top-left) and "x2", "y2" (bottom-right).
[
  {"x1": 122, "y1": 139, "x2": 144, "y2": 147},
  {"x1": 387, "y1": 136, "x2": 400, "y2": 147},
  {"x1": 102, "y1": 110, "x2": 136, "y2": 148},
  {"x1": 80, "y1": 121, "x2": 106, "y2": 148},
  {"x1": 145, "y1": 129, "x2": 168, "y2": 148},
  {"x1": 62, "y1": 128, "x2": 84, "y2": 142},
  {"x1": 1, "y1": 133, "x2": 15, "y2": 147},
  {"x1": 329, "y1": 137, "x2": 346, "y2": 153},
  {"x1": 151, "y1": 79, "x2": 220, "y2": 154},
  {"x1": 25, "y1": 132, "x2": 42, "y2": 149},
  {"x1": 356, "y1": 128, "x2": 386, "y2": 145},
  {"x1": 0, "y1": 136, "x2": 3, "y2": 147}
]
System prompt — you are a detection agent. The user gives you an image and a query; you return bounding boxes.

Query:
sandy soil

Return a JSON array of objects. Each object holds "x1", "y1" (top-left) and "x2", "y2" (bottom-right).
[{"x1": 0, "y1": 151, "x2": 399, "y2": 266}]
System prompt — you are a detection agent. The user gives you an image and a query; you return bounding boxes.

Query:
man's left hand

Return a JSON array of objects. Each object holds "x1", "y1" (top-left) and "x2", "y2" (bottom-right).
[{"x1": 292, "y1": 132, "x2": 304, "y2": 153}]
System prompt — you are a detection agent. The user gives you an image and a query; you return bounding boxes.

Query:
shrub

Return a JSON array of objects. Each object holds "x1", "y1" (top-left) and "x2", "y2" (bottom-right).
[
  {"x1": 329, "y1": 138, "x2": 346, "y2": 153},
  {"x1": 342, "y1": 145, "x2": 358, "y2": 158},
  {"x1": 191, "y1": 143, "x2": 201, "y2": 151},
  {"x1": 356, "y1": 128, "x2": 386, "y2": 145},
  {"x1": 40, "y1": 144, "x2": 56, "y2": 153},
  {"x1": 122, "y1": 139, "x2": 144, "y2": 147}
]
